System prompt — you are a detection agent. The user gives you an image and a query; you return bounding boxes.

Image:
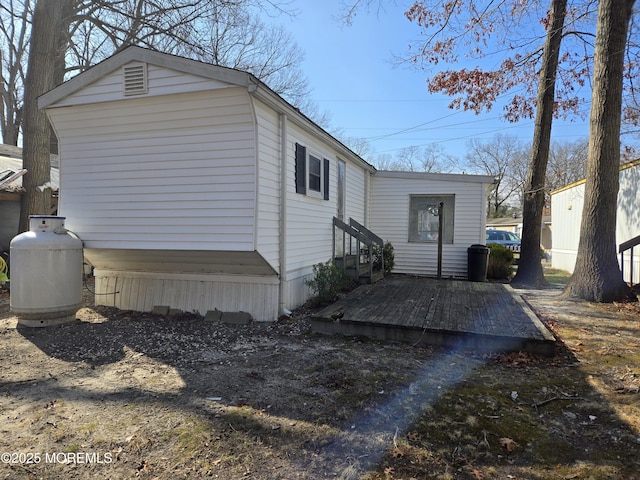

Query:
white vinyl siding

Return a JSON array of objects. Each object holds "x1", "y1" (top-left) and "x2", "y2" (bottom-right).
[
  {"x1": 550, "y1": 183, "x2": 584, "y2": 274},
  {"x1": 345, "y1": 162, "x2": 366, "y2": 224},
  {"x1": 551, "y1": 160, "x2": 640, "y2": 283},
  {"x1": 285, "y1": 128, "x2": 334, "y2": 274},
  {"x1": 254, "y1": 99, "x2": 281, "y2": 271},
  {"x1": 50, "y1": 87, "x2": 257, "y2": 251},
  {"x1": 619, "y1": 163, "x2": 640, "y2": 283},
  {"x1": 370, "y1": 171, "x2": 490, "y2": 277},
  {"x1": 281, "y1": 127, "x2": 371, "y2": 308}
]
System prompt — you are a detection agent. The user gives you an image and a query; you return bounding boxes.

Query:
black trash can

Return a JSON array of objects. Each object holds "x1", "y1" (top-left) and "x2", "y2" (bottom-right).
[{"x1": 467, "y1": 244, "x2": 490, "y2": 282}]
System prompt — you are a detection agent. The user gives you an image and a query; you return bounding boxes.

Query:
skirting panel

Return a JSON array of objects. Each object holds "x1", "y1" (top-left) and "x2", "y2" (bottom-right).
[
  {"x1": 93, "y1": 269, "x2": 280, "y2": 322},
  {"x1": 281, "y1": 268, "x2": 314, "y2": 311}
]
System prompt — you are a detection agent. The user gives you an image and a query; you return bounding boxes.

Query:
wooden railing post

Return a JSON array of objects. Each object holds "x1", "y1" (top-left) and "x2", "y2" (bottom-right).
[
  {"x1": 619, "y1": 234, "x2": 640, "y2": 286},
  {"x1": 437, "y1": 202, "x2": 444, "y2": 279}
]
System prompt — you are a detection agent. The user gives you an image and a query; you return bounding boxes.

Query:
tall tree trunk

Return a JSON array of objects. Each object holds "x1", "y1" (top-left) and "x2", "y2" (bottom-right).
[
  {"x1": 19, "y1": 0, "x2": 69, "y2": 232},
  {"x1": 511, "y1": 0, "x2": 567, "y2": 287},
  {"x1": 563, "y1": 0, "x2": 636, "y2": 303}
]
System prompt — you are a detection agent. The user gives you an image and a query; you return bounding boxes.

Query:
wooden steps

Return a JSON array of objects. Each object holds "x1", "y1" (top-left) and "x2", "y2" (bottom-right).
[{"x1": 333, "y1": 217, "x2": 385, "y2": 285}]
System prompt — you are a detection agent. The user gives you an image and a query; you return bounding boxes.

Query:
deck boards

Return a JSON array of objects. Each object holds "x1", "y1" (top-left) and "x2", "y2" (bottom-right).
[{"x1": 311, "y1": 275, "x2": 556, "y2": 356}]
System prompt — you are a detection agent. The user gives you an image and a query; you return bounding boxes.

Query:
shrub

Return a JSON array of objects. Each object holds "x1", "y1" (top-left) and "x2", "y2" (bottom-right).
[
  {"x1": 305, "y1": 260, "x2": 353, "y2": 305},
  {"x1": 373, "y1": 241, "x2": 395, "y2": 274},
  {"x1": 487, "y1": 243, "x2": 514, "y2": 280}
]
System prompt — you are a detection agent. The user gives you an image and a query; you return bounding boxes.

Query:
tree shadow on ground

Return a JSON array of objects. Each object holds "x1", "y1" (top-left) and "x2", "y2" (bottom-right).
[{"x1": 1, "y1": 288, "x2": 639, "y2": 479}]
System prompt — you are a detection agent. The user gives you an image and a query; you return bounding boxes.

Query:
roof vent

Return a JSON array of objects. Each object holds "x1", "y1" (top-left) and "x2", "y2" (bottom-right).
[{"x1": 123, "y1": 63, "x2": 147, "y2": 95}]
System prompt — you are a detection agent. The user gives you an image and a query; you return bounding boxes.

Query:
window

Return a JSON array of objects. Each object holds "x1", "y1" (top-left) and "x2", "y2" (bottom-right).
[
  {"x1": 408, "y1": 195, "x2": 455, "y2": 243},
  {"x1": 309, "y1": 155, "x2": 322, "y2": 192},
  {"x1": 295, "y1": 143, "x2": 330, "y2": 200}
]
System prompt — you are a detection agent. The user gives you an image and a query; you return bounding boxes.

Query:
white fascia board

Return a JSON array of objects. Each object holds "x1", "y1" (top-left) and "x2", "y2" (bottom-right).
[{"x1": 374, "y1": 169, "x2": 497, "y2": 185}]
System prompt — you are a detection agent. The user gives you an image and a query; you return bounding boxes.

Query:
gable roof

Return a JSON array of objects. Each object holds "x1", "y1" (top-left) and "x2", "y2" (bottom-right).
[{"x1": 39, "y1": 46, "x2": 375, "y2": 173}]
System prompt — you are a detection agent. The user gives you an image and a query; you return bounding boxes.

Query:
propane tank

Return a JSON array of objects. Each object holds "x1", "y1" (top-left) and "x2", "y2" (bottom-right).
[{"x1": 10, "y1": 216, "x2": 83, "y2": 327}]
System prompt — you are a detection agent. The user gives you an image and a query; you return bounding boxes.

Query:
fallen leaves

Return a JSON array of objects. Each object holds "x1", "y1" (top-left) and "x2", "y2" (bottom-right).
[
  {"x1": 406, "y1": 431, "x2": 420, "y2": 442},
  {"x1": 493, "y1": 351, "x2": 539, "y2": 367},
  {"x1": 391, "y1": 447, "x2": 404, "y2": 458},
  {"x1": 471, "y1": 468, "x2": 485, "y2": 479},
  {"x1": 499, "y1": 437, "x2": 518, "y2": 452}
]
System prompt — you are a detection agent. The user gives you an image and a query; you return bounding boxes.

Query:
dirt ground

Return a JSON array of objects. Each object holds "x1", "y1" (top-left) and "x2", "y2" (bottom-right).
[{"x1": 0, "y1": 277, "x2": 639, "y2": 480}]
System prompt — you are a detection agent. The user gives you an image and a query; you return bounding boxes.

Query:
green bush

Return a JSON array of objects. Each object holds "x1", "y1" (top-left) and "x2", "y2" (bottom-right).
[
  {"x1": 373, "y1": 241, "x2": 395, "y2": 274},
  {"x1": 487, "y1": 243, "x2": 514, "y2": 280},
  {"x1": 305, "y1": 260, "x2": 353, "y2": 305}
]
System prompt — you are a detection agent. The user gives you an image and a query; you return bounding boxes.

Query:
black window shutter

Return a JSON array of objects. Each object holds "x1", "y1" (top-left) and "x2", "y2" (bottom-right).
[
  {"x1": 323, "y1": 158, "x2": 330, "y2": 200},
  {"x1": 295, "y1": 143, "x2": 306, "y2": 194}
]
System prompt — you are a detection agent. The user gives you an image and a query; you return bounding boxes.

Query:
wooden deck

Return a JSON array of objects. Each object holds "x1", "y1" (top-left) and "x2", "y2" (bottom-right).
[{"x1": 311, "y1": 275, "x2": 556, "y2": 356}]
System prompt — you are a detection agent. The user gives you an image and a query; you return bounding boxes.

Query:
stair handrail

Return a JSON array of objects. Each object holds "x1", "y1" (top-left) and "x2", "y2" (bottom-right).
[
  {"x1": 619, "y1": 234, "x2": 640, "y2": 286},
  {"x1": 333, "y1": 217, "x2": 365, "y2": 281},
  {"x1": 333, "y1": 217, "x2": 373, "y2": 246},
  {"x1": 349, "y1": 218, "x2": 384, "y2": 277},
  {"x1": 333, "y1": 217, "x2": 385, "y2": 283},
  {"x1": 349, "y1": 218, "x2": 384, "y2": 246}
]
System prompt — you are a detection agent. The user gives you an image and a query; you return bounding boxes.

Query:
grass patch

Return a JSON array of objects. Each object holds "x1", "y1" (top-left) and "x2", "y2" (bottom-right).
[{"x1": 543, "y1": 266, "x2": 571, "y2": 285}]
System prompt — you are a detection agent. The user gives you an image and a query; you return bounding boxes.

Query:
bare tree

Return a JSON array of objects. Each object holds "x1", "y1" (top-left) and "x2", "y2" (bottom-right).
[
  {"x1": 197, "y1": 3, "x2": 310, "y2": 105},
  {"x1": 507, "y1": 139, "x2": 589, "y2": 208},
  {"x1": 563, "y1": 0, "x2": 636, "y2": 302},
  {"x1": 369, "y1": 144, "x2": 455, "y2": 172},
  {"x1": 464, "y1": 134, "x2": 527, "y2": 217},
  {"x1": 370, "y1": 152, "x2": 396, "y2": 170},
  {"x1": 0, "y1": 0, "x2": 31, "y2": 145},
  {"x1": 338, "y1": 135, "x2": 374, "y2": 158},
  {"x1": 546, "y1": 140, "x2": 589, "y2": 192}
]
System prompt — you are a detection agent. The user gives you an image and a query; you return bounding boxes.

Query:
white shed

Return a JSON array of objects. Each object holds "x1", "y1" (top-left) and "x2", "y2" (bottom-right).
[
  {"x1": 551, "y1": 159, "x2": 640, "y2": 283},
  {"x1": 39, "y1": 46, "x2": 495, "y2": 321},
  {"x1": 369, "y1": 171, "x2": 495, "y2": 277}
]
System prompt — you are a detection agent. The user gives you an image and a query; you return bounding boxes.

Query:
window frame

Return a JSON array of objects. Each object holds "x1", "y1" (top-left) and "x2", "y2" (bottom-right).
[
  {"x1": 307, "y1": 153, "x2": 323, "y2": 198},
  {"x1": 408, "y1": 194, "x2": 455, "y2": 244},
  {"x1": 295, "y1": 143, "x2": 330, "y2": 200}
]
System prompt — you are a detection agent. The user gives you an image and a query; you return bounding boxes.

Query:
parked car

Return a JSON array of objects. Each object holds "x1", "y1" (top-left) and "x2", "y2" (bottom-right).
[{"x1": 486, "y1": 229, "x2": 521, "y2": 261}]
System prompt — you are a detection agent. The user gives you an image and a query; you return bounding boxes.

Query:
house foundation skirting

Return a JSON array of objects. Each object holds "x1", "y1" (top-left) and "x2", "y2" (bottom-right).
[{"x1": 93, "y1": 269, "x2": 280, "y2": 322}]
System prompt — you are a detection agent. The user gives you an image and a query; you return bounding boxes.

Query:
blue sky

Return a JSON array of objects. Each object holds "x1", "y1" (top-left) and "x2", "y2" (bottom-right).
[{"x1": 280, "y1": 1, "x2": 592, "y2": 164}]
